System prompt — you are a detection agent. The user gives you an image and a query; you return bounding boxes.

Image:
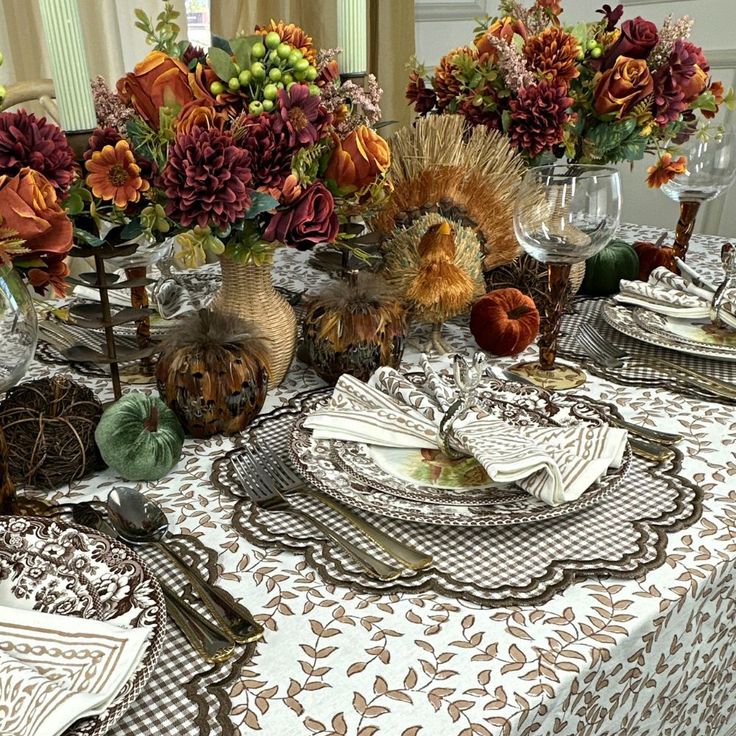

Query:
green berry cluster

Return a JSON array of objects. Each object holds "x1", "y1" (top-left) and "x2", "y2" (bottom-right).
[
  {"x1": 209, "y1": 31, "x2": 320, "y2": 116},
  {"x1": 585, "y1": 37, "x2": 603, "y2": 60}
]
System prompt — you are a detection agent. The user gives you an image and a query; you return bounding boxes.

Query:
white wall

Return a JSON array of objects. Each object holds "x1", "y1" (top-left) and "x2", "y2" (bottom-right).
[{"x1": 415, "y1": 0, "x2": 736, "y2": 239}]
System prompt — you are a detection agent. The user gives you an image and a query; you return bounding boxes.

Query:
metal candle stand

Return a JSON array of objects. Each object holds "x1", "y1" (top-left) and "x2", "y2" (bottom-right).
[{"x1": 67, "y1": 241, "x2": 158, "y2": 400}]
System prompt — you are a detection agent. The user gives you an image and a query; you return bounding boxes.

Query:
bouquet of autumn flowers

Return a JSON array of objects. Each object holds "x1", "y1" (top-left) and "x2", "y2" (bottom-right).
[
  {"x1": 407, "y1": 0, "x2": 733, "y2": 188},
  {"x1": 109, "y1": 3, "x2": 390, "y2": 268}
]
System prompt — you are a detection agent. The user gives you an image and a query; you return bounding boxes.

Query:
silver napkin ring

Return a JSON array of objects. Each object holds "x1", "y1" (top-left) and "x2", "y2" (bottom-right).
[{"x1": 438, "y1": 398, "x2": 468, "y2": 459}]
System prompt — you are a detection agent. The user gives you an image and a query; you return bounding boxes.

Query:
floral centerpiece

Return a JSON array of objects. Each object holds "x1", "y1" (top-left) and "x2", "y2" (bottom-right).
[
  {"x1": 407, "y1": 0, "x2": 733, "y2": 188},
  {"x1": 103, "y1": 3, "x2": 391, "y2": 384}
]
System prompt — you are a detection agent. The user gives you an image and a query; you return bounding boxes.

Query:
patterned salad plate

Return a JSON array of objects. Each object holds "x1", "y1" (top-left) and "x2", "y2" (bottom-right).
[
  {"x1": 289, "y1": 381, "x2": 632, "y2": 527},
  {"x1": 602, "y1": 301, "x2": 736, "y2": 362},
  {"x1": 0, "y1": 515, "x2": 166, "y2": 736}
]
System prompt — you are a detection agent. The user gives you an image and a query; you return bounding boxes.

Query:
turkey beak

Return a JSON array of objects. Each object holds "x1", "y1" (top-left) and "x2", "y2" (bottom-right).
[{"x1": 437, "y1": 221, "x2": 452, "y2": 236}]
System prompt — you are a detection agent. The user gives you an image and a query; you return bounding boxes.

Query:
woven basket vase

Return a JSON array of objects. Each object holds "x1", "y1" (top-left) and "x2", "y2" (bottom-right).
[{"x1": 211, "y1": 255, "x2": 297, "y2": 388}]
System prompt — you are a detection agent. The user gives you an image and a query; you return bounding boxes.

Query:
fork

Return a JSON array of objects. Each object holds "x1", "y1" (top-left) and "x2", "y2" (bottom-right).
[
  {"x1": 242, "y1": 444, "x2": 432, "y2": 571},
  {"x1": 578, "y1": 322, "x2": 736, "y2": 400},
  {"x1": 231, "y1": 449, "x2": 403, "y2": 581}
]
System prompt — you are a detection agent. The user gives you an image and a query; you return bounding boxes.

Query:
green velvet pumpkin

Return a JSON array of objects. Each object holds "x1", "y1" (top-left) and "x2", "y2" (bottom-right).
[
  {"x1": 95, "y1": 393, "x2": 185, "y2": 481},
  {"x1": 581, "y1": 240, "x2": 640, "y2": 296}
]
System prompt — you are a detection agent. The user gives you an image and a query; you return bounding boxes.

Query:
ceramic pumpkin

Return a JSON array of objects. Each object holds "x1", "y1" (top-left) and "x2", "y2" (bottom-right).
[
  {"x1": 95, "y1": 393, "x2": 184, "y2": 481},
  {"x1": 470, "y1": 288, "x2": 540, "y2": 356},
  {"x1": 634, "y1": 233, "x2": 677, "y2": 281},
  {"x1": 156, "y1": 309, "x2": 270, "y2": 438},
  {"x1": 581, "y1": 239, "x2": 640, "y2": 296}
]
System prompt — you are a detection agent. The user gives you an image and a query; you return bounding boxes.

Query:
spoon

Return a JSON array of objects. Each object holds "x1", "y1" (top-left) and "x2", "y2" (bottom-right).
[
  {"x1": 107, "y1": 487, "x2": 263, "y2": 645},
  {"x1": 72, "y1": 502, "x2": 235, "y2": 664}
]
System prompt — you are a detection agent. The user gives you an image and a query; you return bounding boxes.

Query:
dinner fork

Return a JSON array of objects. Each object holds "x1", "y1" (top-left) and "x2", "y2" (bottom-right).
[
  {"x1": 241, "y1": 444, "x2": 432, "y2": 571},
  {"x1": 577, "y1": 322, "x2": 736, "y2": 400},
  {"x1": 231, "y1": 449, "x2": 403, "y2": 581}
]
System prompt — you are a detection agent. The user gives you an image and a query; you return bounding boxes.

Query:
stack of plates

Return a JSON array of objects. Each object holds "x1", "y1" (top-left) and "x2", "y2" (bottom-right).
[{"x1": 602, "y1": 301, "x2": 736, "y2": 362}]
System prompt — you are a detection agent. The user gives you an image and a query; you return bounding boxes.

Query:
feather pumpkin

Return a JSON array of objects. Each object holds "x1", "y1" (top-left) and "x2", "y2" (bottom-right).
[{"x1": 156, "y1": 309, "x2": 270, "y2": 438}]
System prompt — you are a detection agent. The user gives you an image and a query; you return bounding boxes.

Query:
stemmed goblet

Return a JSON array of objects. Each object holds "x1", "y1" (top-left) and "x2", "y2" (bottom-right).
[
  {"x1": 509, "y1": 164, "x2": 622, "y2": 389},
  {"x1": 661, "y1": 125, "x2": 736, "y2": 260}
]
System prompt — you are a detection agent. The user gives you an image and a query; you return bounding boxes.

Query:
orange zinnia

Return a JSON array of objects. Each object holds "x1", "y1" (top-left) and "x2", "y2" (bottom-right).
[
  {"x1": 646, "y1": 153, "x2": 688, "y2": 189},
  {"x1": 85, "y1": 139, "x2": 149, "y2": 208}
]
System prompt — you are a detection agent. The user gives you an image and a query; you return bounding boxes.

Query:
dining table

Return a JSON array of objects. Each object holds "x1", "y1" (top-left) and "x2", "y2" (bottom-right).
[{"x1": 16, "y1": 223, "x2": 736, "y2": 736}]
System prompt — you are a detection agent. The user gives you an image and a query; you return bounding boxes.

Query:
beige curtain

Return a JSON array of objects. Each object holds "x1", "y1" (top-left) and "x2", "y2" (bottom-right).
[
  {"x1": 0, "y1": 0, "x2": 186, "y2": 87},
  {"x1": 210, "y1": 0, "x2": 415, "y2": 132},
  {"x1": 210, "y1": 1, "x2": 338, "y2": 49},
  {"x1": 368, "y1": 0, "x2": 414, "y2": 132}
]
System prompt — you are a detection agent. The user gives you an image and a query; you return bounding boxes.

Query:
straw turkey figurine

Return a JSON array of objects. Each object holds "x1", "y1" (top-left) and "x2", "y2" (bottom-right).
[{"x1": 372, "y1": 115, "x2": 525, "y2": 352}]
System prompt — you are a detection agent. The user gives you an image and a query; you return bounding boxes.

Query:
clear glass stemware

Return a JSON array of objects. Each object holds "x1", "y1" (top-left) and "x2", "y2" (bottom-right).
[
  {"x1": 661, "y1": 125, "x2": 736, "y2": 260},
  {"x1": 510, "y1": 164, "x2": 622, "y2": 388}
]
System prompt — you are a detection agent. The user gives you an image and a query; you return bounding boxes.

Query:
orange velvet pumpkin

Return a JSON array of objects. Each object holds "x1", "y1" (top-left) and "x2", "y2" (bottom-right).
[
  {"x1": 470, "y1": 288, "x2": 540, "y2": 356},
  {"x1": 634, "y1": 233, "x2": 677, "y2": 281}
]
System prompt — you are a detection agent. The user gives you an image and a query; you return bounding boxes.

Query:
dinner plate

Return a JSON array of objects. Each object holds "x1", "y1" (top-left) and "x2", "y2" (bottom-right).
[
  {"x1": 602, "y1": 301, "x2": 736, "y2": 362},
  {"x1": 631, "y1": 308, "x2": 736, "y2": 353},
  {"x1": 289, "y1": 381, "x2": 632, "y2": 527},
  {"x1": 0, "y1": 515, "x2": 166, "y2": 736}
]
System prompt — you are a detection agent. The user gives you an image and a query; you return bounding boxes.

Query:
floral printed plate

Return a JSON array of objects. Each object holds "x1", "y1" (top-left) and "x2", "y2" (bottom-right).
[
  {"x1": 602, "y1": 301, "x2": 736, "y2": 362},
  {"x1": 632, "y1": 308, "x2": 736, "y2": 352},
  {"x1": 0, "y1": 516, "x2": 166, "y2": 736},
  {"x1": 289, "y1": 382, "x2": 632, "y2": 526}
]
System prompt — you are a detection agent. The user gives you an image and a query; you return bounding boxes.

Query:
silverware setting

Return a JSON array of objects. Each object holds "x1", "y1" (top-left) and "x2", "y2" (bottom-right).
[
  {"x1": 71, "y1": 502, "x2": 235, "y2": 664},
  {"x1": 231, "y1": 446, "x2": 433, "y2": 581},
  {"x1": 498, "y1": 367, "x2": 683, "y2": 450},
  {"x1": 107, "y1": 487, "x2": 263, "y2": 646},
  {"x1": 577, "y1": 322, "x2": 736, "y2": 401}
]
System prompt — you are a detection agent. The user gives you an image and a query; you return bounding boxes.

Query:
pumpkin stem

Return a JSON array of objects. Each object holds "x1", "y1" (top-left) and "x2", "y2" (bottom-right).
[
  {"x1": 506, "y1": 305, "x2": 533, "y2": 320},
  {"x1": 655, "y1": 231, "x2": 668, "y2": 248},
  {"x1": 144, "y1": 402, "x2": 159, "y2": 433}
]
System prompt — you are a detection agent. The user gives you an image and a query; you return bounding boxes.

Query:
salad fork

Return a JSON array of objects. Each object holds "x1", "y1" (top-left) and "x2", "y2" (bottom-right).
[{"x1": 231, "y1": 448, "x2": 404, "y2": 581}]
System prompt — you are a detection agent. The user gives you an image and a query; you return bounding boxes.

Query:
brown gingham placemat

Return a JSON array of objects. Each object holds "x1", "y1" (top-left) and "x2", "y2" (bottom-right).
[
  {"x1": 211, "y1": 387, "x2": 702, "y2": 607},
  {"x1": 556, "y1": 297, "x2": 736, "y2": 404}
]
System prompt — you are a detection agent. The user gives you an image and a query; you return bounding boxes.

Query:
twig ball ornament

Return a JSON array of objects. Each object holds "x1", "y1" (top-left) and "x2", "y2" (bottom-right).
[
  {"x1": 156, "y1": 309, "x2": 270, "y2": 438},
  {"x1": 470, "y1": 288, "x2": 540, "y2": 356},
  {"x1": 0, "y1": 376, "x2": 103, "y2": 489},
  {"x1": 302, "y1": 273, "x2": 407, "y2": 385}
]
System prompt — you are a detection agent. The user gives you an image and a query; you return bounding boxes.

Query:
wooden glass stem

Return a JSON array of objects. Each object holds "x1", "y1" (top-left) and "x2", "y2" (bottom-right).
[
  {"x1": 673, "y1": 201, "x2": 701, "y2": 261},
  {"x1": 0, "y1": 427, "x2": 16, "y2": 514},
  {"x1": 125, "y1": 265, "x2": 153, "y2": 375},
  {"x1": 538, "y1": 263, "x2": 572, "y2": 371}
]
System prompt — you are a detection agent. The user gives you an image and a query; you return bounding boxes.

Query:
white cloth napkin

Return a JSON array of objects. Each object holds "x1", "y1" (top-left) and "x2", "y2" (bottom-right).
[
  {"x1": 615, "y1": 267, "x2": 736, "y2": 328},
  {"x1": 0, "y1": 604, "x2": 151, "y2": 736},
  {"x1": 304, "y1": 361, "x2": 628, "y2": 506}
]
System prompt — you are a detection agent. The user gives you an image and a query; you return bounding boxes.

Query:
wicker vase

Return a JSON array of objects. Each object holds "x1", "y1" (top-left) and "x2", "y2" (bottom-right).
[{"x1": 211, "y1": 255, "x2": 297, "y2": 388}]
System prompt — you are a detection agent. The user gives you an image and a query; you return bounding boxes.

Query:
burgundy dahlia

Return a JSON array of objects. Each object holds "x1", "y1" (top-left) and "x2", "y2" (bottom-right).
[
  {"x1": 83, "y1": 127, "x2": 122, "y2": 161},
  {"x1": 652, "y1": 69, "x2": 687, "y2": 126},
  {"x1": 459, "y1": 96, "x2": 502, "y2": 131},
  {"x1": 163, "y1": 126, "x2": 253, "y2": 230},
  {"x1": 263, "y1": 181, "x2": 338, "y2": 250},
  {"x1": 237, "y1": 114, "x2": 295, "y2": 193},
  {"x1": 182, "y1": 43, "x2": 207, "y2": 67},
  {"x1": 277, "y1": 84, "x2": 332, "y2": 148},
  {"x1": 0, "y1": 110, "x2": 75, "y2": 194},
  {"x1": 406, "y1": 72, "x2": 437, "y2": 115},
  {"x1": 508, "y1": 81, "x2": 573, "y2": 158}
]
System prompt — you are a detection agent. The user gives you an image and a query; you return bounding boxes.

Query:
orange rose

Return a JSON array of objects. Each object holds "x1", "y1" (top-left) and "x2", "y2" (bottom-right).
[
  {"x1": 681, "y1": 64, "x2": 709, "y2": 104},
  {"x1": 593, "y1": 56, "x2": 653, "y2": 118},
  {"x1": 176, "y1": 98, "x2": 228, "y2": 135},
  {"x1": 324, "y1": 126, "x2": 390, "y2": 193},
  {"x1": 117, "y1": 51, "x2": 194, "y2": 129},
  {"x1": 0, "y1": 168, "x2": 72, "y2": 260},
  {"x1": 475, "y1": 16, "x2": 527, "y2": 58}
]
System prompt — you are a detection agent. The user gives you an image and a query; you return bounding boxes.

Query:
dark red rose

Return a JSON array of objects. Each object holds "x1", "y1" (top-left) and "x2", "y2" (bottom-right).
[
  {"x1": 263, "y1": 181, "x2": 338, "y2": 250},
  {"x1": 601, "y1": 16, "x2": 659, "y2": 69}
]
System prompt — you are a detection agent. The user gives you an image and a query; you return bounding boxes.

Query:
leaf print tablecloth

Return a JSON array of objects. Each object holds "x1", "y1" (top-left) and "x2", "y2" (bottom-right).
[{"x1": 19, "y1": 226, "x2": 736, "y2": 736}]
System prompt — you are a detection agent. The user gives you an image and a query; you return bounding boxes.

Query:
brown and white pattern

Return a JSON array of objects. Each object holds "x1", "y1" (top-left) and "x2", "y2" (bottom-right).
[{"x1": 16, "y1": 229, "x2": 736, "y2": 736}]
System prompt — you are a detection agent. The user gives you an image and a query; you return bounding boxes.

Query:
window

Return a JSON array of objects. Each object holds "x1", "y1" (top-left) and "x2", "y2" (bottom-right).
[{"x1": 185, "y1": 0, "x2": 210, "y2": 48}]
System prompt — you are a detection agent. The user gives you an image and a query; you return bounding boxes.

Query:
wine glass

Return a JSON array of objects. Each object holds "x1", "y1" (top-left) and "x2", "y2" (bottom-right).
[
  {"x1": 509, "y1": 164, "x2": 622, "y2": 389},
  {"x1": 661, "y1": 125, "x2": 736, "y2": 260}
]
